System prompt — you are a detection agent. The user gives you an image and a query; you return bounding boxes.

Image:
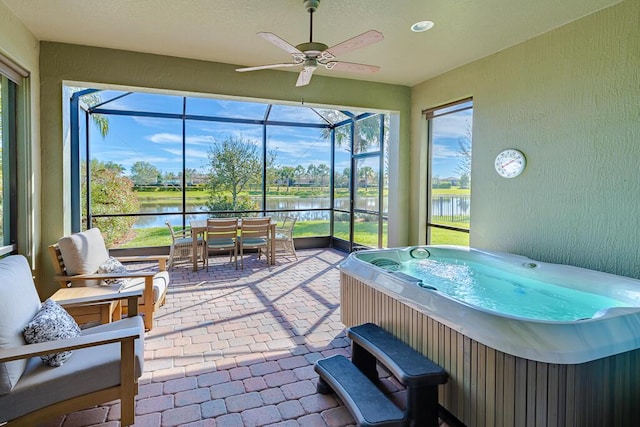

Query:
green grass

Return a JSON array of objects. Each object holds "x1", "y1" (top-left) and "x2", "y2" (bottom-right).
[
  {"x1": 134, "y1": 187, "x2": 458, "y2": 207},
  {"x1": 429, "y1": 228, "x2": 469, "y2": 246},
  {"x1": 134, "y1": 186, "x2": 375, "y2": 201},
  {"x1": 119, "y1": 222, "x2": 467, "y2": 248},
  {"x1": 119, "y1": 220, "x2": 388, "y2": 248},
  {"x1": 432, "y1": 187, "x2": 471, "y2": 196}
]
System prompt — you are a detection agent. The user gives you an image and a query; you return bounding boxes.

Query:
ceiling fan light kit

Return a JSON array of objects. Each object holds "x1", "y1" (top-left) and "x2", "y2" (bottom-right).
[{"x1": 236, "y1": 0, "x2": 383, "y2": 87}]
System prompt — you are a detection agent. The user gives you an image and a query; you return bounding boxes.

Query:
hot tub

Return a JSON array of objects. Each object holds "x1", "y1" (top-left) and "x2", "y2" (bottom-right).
[{"x1": 339, "y1": 245, "x2": 640, "y2": 426}]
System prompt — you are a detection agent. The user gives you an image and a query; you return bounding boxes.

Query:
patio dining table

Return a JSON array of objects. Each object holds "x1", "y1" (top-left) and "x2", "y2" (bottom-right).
[{"x1": 189, "y1": 219, "x2": 277, "y2": 271}]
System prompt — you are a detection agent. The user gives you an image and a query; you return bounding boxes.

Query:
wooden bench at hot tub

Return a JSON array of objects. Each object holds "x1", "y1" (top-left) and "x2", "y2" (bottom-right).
[{"x1": 314, "y1": 322, "x2": 449, "y2": 427}]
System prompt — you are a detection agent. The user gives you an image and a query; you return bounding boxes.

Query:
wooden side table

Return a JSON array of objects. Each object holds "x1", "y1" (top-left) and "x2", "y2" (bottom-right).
[{"x1": 51, "y1": 287, "x2": 122, "y2": 325}]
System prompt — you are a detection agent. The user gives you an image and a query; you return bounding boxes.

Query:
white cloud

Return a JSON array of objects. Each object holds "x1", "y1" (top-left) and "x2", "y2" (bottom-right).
[
  {"x1": 147, "y1": 133, "x2": 217, "y2": 145},
  {"x1": 432, "y1": 112, "x2": 472, "y2": 139},
  {"x1": 163, "y1": 147, "x2": 209, "y2": 159},
  {"x1": 147, "y1": 133, "x2": 182, "y2": 144},
  {"x1": 432, "y1": 143, "x2": 461, "y2": 160},
  {"x1": 186, "y1": 135, "x2": 216, "y2": 145}
]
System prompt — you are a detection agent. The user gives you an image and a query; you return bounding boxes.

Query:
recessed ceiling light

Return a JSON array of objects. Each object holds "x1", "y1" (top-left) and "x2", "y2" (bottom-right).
[{"x1": 411, "y1": 21, "x2": 435, "y2": 33}]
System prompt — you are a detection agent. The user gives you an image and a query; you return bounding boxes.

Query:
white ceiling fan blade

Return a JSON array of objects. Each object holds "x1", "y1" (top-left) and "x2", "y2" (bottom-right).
[
  {"x1": 236, "y1": 62, "x2": 300, "y2": 72},
  {"x1": 296, "y1": 67, "x2": 316, "y2": 87},
  {"x1": 321, "y1": 30, "x2": 384, "y2": 60},
  {"x1": 324, "y1": 61, "x2": 380, "y2": 74},
  {"x1": 258, "y1": 32, "x2": 303, "y2": 55}
]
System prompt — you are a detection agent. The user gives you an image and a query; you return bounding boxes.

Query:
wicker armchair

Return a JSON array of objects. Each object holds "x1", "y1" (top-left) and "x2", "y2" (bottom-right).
[
  {"x1": 275, "y1": 216, "x2": 298, "y2": 259},
  {"x1": 166, "y1": 221, "x2": 204, "y2": 269}
]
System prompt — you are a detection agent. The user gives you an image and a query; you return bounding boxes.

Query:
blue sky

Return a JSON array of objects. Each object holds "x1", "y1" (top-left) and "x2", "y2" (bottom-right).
[
  {"x1": 80, "y1": 89, "x2": 471, "y2": 178},
  {"x1": 431, "y1": 108, "x2": 473, "y2": 179},
  {"x1": 84, "y1": 91, "x2": 342, "y2": 175}
]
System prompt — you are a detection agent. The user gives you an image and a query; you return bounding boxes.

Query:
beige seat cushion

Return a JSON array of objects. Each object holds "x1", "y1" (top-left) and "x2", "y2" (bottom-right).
[
  {"x1": 57, "y1": 228, "x2": 110, "y2": 276},
  {"x1": 0, "y1": 316, "x2": 144, "y2": 421},
  {"x1": 119, "y1": 271, "x2": 170, "y2": 305},
  {"x1": 0, "y1": 256, "x2": 41, "y2": 395}
]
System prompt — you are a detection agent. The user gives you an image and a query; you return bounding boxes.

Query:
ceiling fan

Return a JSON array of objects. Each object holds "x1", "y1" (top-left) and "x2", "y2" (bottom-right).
[{"x1": 236, "y1": 0, "x2": 383, "y2": 87}]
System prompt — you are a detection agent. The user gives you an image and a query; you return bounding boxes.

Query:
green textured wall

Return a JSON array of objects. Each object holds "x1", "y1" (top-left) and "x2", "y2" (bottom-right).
[
  {"x1": 0, "y1": 1, "x2": 40, "y2": 270},
  {"x1": 38, "y1": 43, "x2": 411, "y2": 295},
  {"x1": 411, "y1": 0, "x2": 640, "y2": 277}
]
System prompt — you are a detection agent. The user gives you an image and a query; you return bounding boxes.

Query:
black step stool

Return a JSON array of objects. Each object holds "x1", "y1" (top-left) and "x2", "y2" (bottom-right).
[{"x1": 314, "y1": 322, "x2": 448, "y2": 427}]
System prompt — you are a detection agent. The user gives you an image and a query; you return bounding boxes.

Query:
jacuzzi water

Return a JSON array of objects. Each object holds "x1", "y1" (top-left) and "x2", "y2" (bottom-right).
[{"x1": 403, "y1": 258, "x2": 627, "y2": 321}]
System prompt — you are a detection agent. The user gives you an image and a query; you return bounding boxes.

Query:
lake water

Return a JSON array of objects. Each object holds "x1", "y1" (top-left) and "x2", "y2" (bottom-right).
[
  {"x1": 134, "y1": 196, "x2": 349, "y2": 228},
  {"x1": 132, "y1": 195, "x2": 463, "y2": 228}
]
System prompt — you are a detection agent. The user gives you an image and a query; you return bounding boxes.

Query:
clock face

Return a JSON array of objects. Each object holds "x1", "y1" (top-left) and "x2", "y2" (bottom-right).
[{"x1": 495, "y1": 149, "x2": 526, "y2": 178}]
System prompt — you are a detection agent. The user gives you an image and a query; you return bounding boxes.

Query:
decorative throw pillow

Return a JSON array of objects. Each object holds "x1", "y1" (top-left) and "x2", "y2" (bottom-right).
[
  {"x1": 23, "y1": 299, "x2": 81, "y2": 367},
  {"x1": 97, "y1": 256, "x2": 129, "y2": 288}
]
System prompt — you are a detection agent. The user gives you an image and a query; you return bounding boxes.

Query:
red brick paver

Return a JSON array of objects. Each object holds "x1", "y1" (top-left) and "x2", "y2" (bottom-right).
[
  {"x1": 41, "y1": 249, "x2": 360, "y2": 427},
  {"x1": 39, "y1": 248, "x2": 452, "y2": 427}
]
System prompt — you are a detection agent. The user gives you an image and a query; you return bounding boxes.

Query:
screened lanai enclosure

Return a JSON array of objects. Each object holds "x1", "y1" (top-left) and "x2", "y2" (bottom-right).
[{"x1": 66, "y1": 87, "x2": 390, "y2": 253}]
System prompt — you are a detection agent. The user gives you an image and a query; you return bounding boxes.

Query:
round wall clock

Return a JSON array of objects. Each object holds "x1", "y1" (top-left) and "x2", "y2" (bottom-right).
[{"x1": 494, "y1": 149, "x2": 526, "y2": 178}]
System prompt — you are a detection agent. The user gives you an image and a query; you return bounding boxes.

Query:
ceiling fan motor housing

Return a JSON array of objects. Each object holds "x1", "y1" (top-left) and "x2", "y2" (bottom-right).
[
  {"x1": 303, "y1": 0, "x2": 320, "y2": 13},
  {"x1": 295, "y1": 42, "x2": 328, "y2": 56}
]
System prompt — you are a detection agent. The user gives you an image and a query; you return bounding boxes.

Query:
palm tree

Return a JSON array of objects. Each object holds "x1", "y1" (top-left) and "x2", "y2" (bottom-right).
[
  {"x1": 318, "y1": 110, "x2": 388, "y2": 153},
  {"x1": 306, "y1": 164, "x2": 317, "y2": 190},
  {"x1": 72, "y1": 89, "x2": 109, "y2": 138},
  {"x1": 294, "y1": 165, "x2": 306, "y2": 189},
  {"x1": 316, "y1": 164, "x2": 330, "y2": 187},
  {"x1": 358, "y1": 166, "x2": 376, "y2": 189},
  {"x1": 278, "y1": 166, "x2": 296, "y2": 191}
]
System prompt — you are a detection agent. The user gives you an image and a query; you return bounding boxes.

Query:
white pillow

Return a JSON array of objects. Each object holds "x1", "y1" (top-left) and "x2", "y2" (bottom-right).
[
  {"x1": 23, "y1": 299, "x2": 81, "y2": 367},
  {"x1": 97, "y1": 256, "x2": 129, "y2": 288}
]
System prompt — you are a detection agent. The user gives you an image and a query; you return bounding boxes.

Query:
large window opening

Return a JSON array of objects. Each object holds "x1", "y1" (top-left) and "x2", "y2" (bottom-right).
[
  {"x1": 425, "y1": 99, "x2": 473, "y2": 246},
  {"x1": 68, "y1": 86, "x2": 391, "y2": 252}
]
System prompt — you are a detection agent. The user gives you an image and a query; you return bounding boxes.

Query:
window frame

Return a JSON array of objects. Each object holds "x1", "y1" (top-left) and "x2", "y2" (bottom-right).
[
  {"x1": 424, "y1": 98, "x2": 473, "y2": 245},
  {"x1": 70, "y1": 88, "x2": 391, "y2": 252},
  {"x1": 0, "y1": 74, "x2": 18, "y2": 255}
]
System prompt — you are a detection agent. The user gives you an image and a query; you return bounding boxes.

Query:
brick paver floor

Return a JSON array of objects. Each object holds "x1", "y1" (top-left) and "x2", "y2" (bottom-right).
[{"x1": 38, "y1": 248, "x2": 448, "y2": 427}]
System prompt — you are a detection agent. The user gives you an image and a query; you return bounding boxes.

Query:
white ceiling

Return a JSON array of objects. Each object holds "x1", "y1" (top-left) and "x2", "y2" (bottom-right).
[{"x1": 2, "y1": 0, "x2": 620, "y2": 87}]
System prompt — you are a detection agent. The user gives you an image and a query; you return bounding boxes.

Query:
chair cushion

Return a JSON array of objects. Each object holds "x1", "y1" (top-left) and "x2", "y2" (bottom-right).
[
  {"x1": 0, "y1": 256, "x2": 42, "y2": 395},
  {"x1": 0, "y1": 316, "x2": 144, "y2": 422},
  {"x1": 57, "y1": 228, "x2": 110, "y2": 276},
  {"x1": 22, "y1": 299, "x2": 81, "y2": 367},
  {"x1": 241, "y1": 237, "x2": 268, "y2": 245},
  {"x1": 207, "y1": 238, "x2": 236, "y2": 248},
  {"x1": 175, "y1": 237, "x2": 195, "y2": 245},
  {"x1": 119, "y1": 270, "x2": 170, "y2": 305}
]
